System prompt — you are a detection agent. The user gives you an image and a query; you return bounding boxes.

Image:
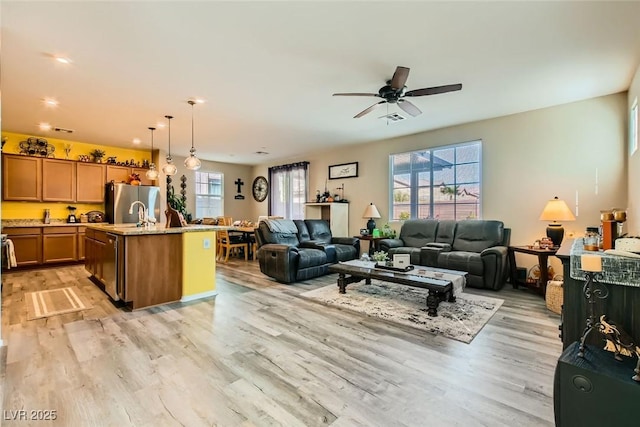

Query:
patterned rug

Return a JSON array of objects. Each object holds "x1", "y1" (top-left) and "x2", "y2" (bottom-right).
[
  {"x1": 26, "y1": 286, "x2": 91, "y2": 320},
  {"x1": 300, "y1": 281, "x2": 504, "y2": 343}
]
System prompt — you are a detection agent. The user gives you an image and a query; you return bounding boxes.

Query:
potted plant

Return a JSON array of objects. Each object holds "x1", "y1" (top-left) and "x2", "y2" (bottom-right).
[
  {"x1": 372, "y1": 250, "x2": 388, "y2": 264},
  {"x1": 89, "y1": 149, "x2": 105, "y2": 163}
]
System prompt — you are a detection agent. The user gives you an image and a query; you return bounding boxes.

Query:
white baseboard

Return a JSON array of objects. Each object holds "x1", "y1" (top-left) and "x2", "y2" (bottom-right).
[{"x1": 181, "y1": 290, "x2": 218, "y2": 303}]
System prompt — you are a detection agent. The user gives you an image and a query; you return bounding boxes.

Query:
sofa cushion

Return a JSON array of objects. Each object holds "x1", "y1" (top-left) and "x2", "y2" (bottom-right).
[
  {"x1": 438, "y1": 251, "x2": 484, "y2": 276},
  {"x1": 297, "y1": 248, "x2": 327, "y2": 269},
  {"x1": 399, "y1": 219, "x2": 439, "y2": 247},
  {"x1": 305, "y1": 219, "x2": 333, "y2": 244},
  {"x1": 435, "y1": 220, "x2": 457, "y2": 244},
  {"x1": 294, "y1": 220, "x2": 311, "y2": 241},
  {"x1": 335, "y1": 244, "x2": 358, "y2": 262},
  {"x1": 452, "y1": 220, "x2": 504, "y2": 253}
]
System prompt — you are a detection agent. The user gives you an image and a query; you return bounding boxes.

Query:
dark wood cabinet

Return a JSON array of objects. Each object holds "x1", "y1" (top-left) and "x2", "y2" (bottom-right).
[
  {"x1": 77, "y1": 163, "x2": 106, "y2": 202},
  {"x1": 2, "y1": 154, "x2": 42, "y2": 201},
  {"x1": 3, "y1": 227, "x2": 42, "y2": 266},
  {"x1": 42, "y1": 158, "x2": 76, "y2": 202},
  {"x1": 43, "y1": 233, "x2": 78, "y2": 263}
]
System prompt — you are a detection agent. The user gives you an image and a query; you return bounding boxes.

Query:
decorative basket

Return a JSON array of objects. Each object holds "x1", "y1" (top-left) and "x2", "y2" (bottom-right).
[{"x1": 545, "y1": 277, "x2": 564, "y2": 315}]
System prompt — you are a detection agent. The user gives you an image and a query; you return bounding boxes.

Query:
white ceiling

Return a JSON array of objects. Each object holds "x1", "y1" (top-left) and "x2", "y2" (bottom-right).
[{"x1": 2, "y1": 1, "x2": 640, "y2": 165}]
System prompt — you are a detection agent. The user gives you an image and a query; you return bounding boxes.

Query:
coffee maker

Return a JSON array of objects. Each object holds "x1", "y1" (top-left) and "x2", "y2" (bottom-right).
[{"x1": 66, "y1": 206, "x2": 78, "y2": 223}]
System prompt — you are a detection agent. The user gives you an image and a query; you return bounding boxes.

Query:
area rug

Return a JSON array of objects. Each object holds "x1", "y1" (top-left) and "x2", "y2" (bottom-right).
[
  {"x1": 26, "y1": 287, "x2": 91, "y2": 320},
  {"x1": 300, "y1": 281, "x2": 504, "y2": 343}
]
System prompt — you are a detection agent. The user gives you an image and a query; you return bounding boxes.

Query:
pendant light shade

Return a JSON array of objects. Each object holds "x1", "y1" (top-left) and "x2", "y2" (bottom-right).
[
  {"x1": 184, "y1": 100, "x2": 202, "y2": 170},
  {"x1": 162, "y1": 115, "x2": 177, "y2": 176},
  {"x1": 145, "y1": 127, "x2": 159, "y2": 180}
]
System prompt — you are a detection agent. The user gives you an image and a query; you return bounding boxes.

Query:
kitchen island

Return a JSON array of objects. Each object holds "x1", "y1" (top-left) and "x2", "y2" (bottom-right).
[{"x1": 84, "y1": 223, "x2": 226, "y2": 309}]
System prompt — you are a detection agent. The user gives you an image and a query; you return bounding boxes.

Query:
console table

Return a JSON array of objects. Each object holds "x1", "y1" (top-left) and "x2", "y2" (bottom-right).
[{"x1": 508, "y1": 245, "x2": 558, "y2": 295}]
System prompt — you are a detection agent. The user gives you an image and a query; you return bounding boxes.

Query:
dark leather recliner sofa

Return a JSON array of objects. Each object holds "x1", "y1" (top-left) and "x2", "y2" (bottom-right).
[
  {"x1": 378, "y1": 219, "x2": 510, "y2": 290},
  {"x1": 255, "y1": 219, "x2": 360, "y2": 283}
]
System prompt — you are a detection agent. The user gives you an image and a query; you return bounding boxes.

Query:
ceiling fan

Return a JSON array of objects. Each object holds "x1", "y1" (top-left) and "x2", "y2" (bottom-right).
[{"x1": 333, "y1": 66, "x2": 462, "y2": 118}]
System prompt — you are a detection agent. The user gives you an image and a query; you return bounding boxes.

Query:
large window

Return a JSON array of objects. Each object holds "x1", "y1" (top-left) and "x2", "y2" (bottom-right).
[
  {"x1": 390, "y1": 141, "x2": 481, "y2": 220},
  {"x1": 269, "y1": 162, "x2": 309, "y2": 219},
  {"x1": 195, "y1": 171, "x2": 223, "y2": 218}
]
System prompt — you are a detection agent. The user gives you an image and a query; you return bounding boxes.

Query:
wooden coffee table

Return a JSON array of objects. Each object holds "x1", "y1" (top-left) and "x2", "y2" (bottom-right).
[{"x1": 328, "y1": 260, "x2": 457, "y2": 317}]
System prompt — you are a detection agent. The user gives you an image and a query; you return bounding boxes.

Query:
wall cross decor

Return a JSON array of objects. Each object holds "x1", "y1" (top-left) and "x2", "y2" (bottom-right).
[{"x1": 234, "y1": 178, "x2": 245, "y2": 200}]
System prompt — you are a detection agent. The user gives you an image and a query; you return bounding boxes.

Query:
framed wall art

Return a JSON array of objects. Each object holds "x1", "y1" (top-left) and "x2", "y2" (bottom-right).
[{"x1": 328, "y1": 162, "x2": 358, "y2": 179}]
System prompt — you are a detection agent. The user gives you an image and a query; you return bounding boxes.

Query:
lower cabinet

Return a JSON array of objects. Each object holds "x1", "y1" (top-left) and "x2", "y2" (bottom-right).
[
  {"x1": 43, "y1": 227, "x2": 78, "y2": 263},
  {"x1": 3, "y1": 227, "x2": 42, "y2": 267},
  {"x1": 3, "y1": 225, "x2": 86, "y2": 267}
]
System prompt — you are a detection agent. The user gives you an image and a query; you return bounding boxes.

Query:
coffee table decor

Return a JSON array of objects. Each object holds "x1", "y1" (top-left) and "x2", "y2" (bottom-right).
[{"x1": 300, "y1": 279, "x2": 503, "y2": 343}]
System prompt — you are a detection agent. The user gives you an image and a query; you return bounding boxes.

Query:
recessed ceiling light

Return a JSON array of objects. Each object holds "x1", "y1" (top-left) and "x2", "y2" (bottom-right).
[
  {"x1": 132, "y1": 138, "x2": 141, "y2": 144},
  {"x1": 42, "y1": 98, "x2": 59, "y2": 107},
  {"x1": 54, "y1": 56, "x2": 72, "y2": 64},
  {"x1": 194, "y1": 98, "x2": 206, "y2": 104},
  {"x1": 39, "y1": 123, "x2": 52, "y2": 131},
  {"x1": 156, "y1": 122, "x2": 166, "y2": 129}
]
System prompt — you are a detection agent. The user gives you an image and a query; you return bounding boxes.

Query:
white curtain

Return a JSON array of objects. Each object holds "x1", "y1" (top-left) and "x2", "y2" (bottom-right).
[{"x1": 269, "y1": 162, "x2": 309, "y2": 219}]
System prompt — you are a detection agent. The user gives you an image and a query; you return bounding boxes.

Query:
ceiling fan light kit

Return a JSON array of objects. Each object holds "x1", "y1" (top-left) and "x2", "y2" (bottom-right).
[
  {"x1": 161, "y1": 115, "x2": 177, "y2": 176},
  {"x1": 333, "y1": 66, "x2": 462, "y2": 118},
  {"x1": 184, "y1": 100, "x2": 202, "y2": 171}
]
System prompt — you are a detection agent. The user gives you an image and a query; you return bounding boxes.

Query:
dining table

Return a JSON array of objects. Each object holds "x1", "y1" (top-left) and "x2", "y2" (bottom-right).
[{"x1": 229, "y1": 225, "x2": 258, "y2": 259}]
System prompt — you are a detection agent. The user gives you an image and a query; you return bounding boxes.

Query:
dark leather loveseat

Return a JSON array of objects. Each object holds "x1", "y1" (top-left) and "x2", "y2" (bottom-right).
[
  {"x1": 378, "y1": 219, "x2": 510, "y2": 290},
  {"x1": 255, "y1": 219, "x2": 360, "y2": 283}
]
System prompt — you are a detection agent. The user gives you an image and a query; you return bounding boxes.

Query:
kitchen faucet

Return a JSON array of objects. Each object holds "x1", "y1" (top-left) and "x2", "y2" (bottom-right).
[{"x1": 128, "y1": 201, "x2": 155, "y2": 228}]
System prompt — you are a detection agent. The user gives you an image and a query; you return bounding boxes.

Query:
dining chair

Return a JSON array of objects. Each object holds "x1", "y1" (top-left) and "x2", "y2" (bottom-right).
[{"x1": 217, "y1": 228, "x2": 248, "y2": 262}]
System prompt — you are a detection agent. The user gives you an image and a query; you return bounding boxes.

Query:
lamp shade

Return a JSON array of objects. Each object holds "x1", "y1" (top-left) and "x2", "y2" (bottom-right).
[
  {"x1": 539, "y1": 197, "x2": 576, "y2": 222},
  {"x1": 362, "y1": 203, "x2": 381, "y2": 219}
]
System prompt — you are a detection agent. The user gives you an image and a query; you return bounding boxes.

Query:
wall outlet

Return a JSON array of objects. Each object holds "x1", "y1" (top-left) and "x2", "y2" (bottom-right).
[{"x1": 203, "y1": 238, "x2": 211, "y2": 249}]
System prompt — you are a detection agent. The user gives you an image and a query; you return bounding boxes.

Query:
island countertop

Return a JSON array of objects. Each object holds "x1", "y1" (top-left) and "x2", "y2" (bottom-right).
[{"x1": 84, "y1": 223, "x2": 230, "y2": 236}]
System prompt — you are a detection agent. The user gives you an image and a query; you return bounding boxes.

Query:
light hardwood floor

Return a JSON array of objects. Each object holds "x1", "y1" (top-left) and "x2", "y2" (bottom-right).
[{"x1": 1, "y1": 260, "x2": 562, "y2": 426}]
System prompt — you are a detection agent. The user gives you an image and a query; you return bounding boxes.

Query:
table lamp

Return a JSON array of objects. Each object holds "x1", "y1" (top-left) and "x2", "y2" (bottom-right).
[
  {"x1": 362, "y1": 203, "x2": 381, "y2": 234},
  {"x1": 539, "y1": 196, "x2": 576, "y2": 247}
]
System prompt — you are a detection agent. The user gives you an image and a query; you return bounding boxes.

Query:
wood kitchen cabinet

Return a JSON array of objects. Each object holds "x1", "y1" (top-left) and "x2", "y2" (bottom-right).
[
  {"x1": 106, "y1": 165, "x2": 132, "y2": 183},
  {"x1": 42, "y1": 158, "x2": 76, "y2": 202},
  {"x1": 43, "y1": 226, "x2": 78, "y2": 263},
  {"x1": 77, "y1": 163, "x2": 106, "y2": 202},
  {"x1": 77, "y1": 226, "x2": 86, "y2": 261},
  {"x1": 2, "y1": 227, "x2": 42, "y2": 267},
  {"x1": 2, "y1": 154, "x2": 42, "y2": 201}
]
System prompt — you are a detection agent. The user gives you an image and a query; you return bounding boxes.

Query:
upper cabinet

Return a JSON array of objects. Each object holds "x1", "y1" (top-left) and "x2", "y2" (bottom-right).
[
  {"x1": 77, "y1": 162, "x2": 106, "y2": 203},
  {"x1": 2, "y1": 154, "x2": 152, "y2": 203},
  {"x1": 106, "y1": 165, "x2": 132, "y2": 184},
  {"x1": 2, "y1": 154, "x2": 42, "y2": 201},
  {"x1": 42, "y1": 158, "x2": 76, "y2": 202}
]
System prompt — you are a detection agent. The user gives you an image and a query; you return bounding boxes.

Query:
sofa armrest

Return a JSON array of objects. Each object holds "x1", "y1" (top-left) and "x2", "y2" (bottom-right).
[
  {"x1": 420, "y1": 244, "x2": 451, "y2": 267},
  {"x1": 378, "y1": 238, "x2": 403, "y2": 252},
  {"x1": 331, "y1": 237, "x2": 359, "y2": 246},
  {"x1": 257, "y1": 244, "x2": 300, "y2": 283},
  {"x1": 424, "y1": 242, "x2": 452, "y2": 251},
  {"x1": 480, "y1": 246, "x2": 508, "y2": 290}
]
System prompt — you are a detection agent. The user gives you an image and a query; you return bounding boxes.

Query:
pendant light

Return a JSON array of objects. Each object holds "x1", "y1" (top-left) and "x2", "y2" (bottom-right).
[
  {"x1": 184, "y1": 100, "x2": 202, "y2": 170},
  {"x1": 145, "y1": 127, "x2": 159, "y2": 180},
  {"x1": 161, "y1": 115, "x2": 177, "y2": 176}
]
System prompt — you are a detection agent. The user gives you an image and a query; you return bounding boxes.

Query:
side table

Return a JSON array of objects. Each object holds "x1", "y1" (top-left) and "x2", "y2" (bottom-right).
[
  {"x1": 507, "y1": 245, "x2": 559, "y2": 295},
  {"x1": 355, "y1": 235, "x2": 384, "y2": 256}
]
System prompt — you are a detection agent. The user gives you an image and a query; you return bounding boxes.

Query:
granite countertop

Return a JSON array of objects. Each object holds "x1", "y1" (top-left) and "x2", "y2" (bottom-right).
[
  {"x1": 568, "y1": 238, "x2": 640, "y2": 287},
  {"x1": 84, "y1": 223, "x2": 229, "y2": 235},
  {"x1": 2, "y1": 219, "x2": 106, "y2": 227}
]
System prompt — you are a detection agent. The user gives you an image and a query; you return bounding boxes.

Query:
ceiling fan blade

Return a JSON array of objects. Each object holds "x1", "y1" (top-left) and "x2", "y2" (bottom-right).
[
  {"x1": 390, "y1": 66, "x2": 410, "y2": 90},
  {"x1": 405, "y1": 83, "x2": 462, "y2": 97},
  {"x1": 354, "y1": 100, "x2": 386, "y2": 118},
  {"x1": 333, "y1": 93, "x2": 379, "y2": 97},
  {"x1": 397, "y1": 99, "x2": 422, "y2": 117}
]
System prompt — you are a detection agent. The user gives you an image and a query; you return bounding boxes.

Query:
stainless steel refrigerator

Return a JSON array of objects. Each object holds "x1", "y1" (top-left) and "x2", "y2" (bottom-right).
[{"x1": 105, "y1": 183, "x2": 161, "y2": 224}]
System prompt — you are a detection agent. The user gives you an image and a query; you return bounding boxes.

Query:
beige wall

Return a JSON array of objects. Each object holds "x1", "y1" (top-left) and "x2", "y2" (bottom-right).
[
  {"x1": 626, "y1": 64, "x2": 640, "y2": 233},
  {"x1": 251, "y1": 93, "x2": 628, "y2": 269},
  {"x1": 156, "y1": 151, "x2": 253, "y2": 223}
]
